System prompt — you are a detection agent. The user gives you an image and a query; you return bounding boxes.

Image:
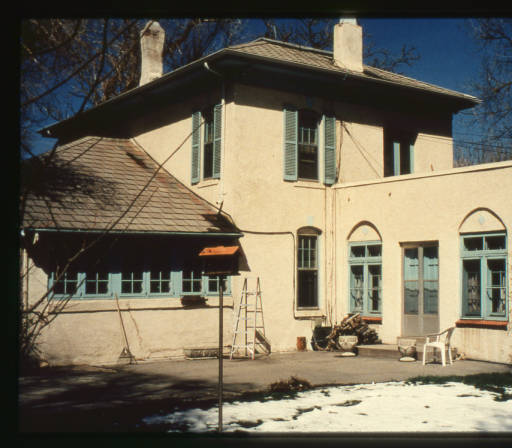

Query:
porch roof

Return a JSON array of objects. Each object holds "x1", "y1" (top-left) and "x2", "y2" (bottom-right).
[{"x1": 21, "y1": 136, "x2": 241, "y2": 236}]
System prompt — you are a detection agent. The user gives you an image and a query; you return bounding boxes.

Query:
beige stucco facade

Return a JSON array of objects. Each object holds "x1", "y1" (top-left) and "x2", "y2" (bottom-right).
[{"x1": 24, "y1": 81, "x2": 512, "y2": 366}]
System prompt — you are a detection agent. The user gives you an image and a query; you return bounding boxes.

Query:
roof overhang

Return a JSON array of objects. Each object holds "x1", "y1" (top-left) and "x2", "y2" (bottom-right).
[{"x1": 40, "y1": 44, "x2": 480, "y2": 140}]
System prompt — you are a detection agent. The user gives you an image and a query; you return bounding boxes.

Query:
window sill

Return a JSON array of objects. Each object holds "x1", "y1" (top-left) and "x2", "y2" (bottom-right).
[
  {"x1": 49, "y1": 296, "x2": 234, "y2": 313},
  {"x1": 293, "y1": 179, "x2": 325, "y2": 190},
  {"x1": 295, "y1": 308, "x2": 325, "y2": 319},
  {"x1": 196, "y1": 178, "x2": 219, "y2": 189},
  {"x1": 362, "y1": 316, "x2": 382, "y2": 324},
  {"x1": 455, "y1": 319, "x2": 508, "y2": 329}
]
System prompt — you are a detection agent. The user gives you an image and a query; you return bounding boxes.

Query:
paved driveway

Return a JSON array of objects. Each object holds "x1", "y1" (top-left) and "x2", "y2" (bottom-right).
[{"x1": 18, "y1": 351, "x2": 511, "y2": 432}]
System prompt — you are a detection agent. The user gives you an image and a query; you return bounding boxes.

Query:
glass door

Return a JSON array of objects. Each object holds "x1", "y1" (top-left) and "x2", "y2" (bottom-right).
[{"x1": 402, "y1": 244, "x2": 439, "y2": 336}]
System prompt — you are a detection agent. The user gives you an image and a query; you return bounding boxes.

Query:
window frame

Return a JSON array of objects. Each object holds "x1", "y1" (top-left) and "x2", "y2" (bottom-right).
[
  {"x1": 384, "y1": 129, "x2": 414, "y2": 177},
  {"x1": 191, "y1": 104, "x2": 222, "y2": 184},
  {"x1": 460, "y1": 232, "x2": 508, "y2": 321},
  {"x1": 49, "y1": 269, "x2": 231, "y2": 300},
  {"x1": 297, "y1": 229, "x2": 321, "y2": 309},
  {"x1": 283, "y1": 107, "x2": 337, "y2": 185},
  {"x1": 348, "y1": 241, "x2": 383, "y2": 316},
  {"x1": 297, "y1": 109, "x2": 320, "y2": 181}
]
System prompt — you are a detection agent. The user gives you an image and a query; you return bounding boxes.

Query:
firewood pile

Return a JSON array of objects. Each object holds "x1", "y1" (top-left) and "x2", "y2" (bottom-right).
[{"x1": 312, "y1": 313, "x2": 381, "y2": 351}]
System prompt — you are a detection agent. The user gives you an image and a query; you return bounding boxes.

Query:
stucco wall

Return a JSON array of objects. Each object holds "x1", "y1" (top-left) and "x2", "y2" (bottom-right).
[
  {"x1": 24, "y1": 81, "x2": 511, "y2": 366},
  {"x1": 336, "y1": 162, "x2": 512, "y2": 364},
  {"x1": 24, "y1": 258, "x2": 235, "y2": 366}
]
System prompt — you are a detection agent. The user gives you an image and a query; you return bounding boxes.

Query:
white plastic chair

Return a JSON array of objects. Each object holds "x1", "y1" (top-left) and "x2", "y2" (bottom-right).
[{"x1": 422, "y1": 327, "x2": 455, "y2": 366}]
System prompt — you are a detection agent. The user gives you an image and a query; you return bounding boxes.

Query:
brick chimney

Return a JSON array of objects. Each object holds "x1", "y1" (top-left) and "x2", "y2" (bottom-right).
[
  {"x1": 333, "y1": 18, "x2": 363, "y2": 73},
  {"x1": 139, "y1": 21, "x2": 165, "y2": 86}
]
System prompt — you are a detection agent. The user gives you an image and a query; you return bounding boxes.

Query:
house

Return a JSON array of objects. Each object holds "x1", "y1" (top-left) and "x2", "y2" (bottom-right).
[{"x1": 21, "y1": 19, "x2": 511, "y2": 366}]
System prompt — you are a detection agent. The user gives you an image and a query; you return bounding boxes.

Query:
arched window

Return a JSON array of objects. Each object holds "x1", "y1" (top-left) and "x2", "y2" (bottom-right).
[
  {"x1": 347, "y1": 222, "x2": 382, "y2": 316},
  {"x1": 459, "y1": 209, "x2": 508, "y2": 321}
]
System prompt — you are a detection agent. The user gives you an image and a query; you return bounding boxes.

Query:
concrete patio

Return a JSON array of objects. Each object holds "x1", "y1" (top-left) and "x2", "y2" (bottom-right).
[{"x1": 18, "y1": 349, "x2": 510, "y2": 432}]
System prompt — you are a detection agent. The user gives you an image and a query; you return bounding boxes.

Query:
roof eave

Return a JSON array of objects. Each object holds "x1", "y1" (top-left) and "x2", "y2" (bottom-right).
[{"x1": 40, "y1": 43, "x2": 480, "y2": 138}]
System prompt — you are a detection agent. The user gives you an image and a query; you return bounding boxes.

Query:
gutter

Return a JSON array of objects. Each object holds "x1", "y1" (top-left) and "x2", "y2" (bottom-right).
[{"x1": 22, "y1": 228, "x2": 243, "y2": 237}]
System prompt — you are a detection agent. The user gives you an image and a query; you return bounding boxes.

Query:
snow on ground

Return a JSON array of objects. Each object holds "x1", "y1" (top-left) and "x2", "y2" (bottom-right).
[{"x1": 143, "y1": 381, "x2": 512, "y2": 433}]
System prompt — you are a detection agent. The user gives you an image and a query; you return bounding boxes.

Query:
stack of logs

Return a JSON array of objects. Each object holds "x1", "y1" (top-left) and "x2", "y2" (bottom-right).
[{"x1": 313, "y1": 313, "x2": 381, "y2": 351}]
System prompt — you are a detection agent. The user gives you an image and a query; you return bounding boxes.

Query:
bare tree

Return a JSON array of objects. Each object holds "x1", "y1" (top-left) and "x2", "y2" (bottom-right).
[{"x1": 455, "y1": 18, "x2": 512, "y2": 165}]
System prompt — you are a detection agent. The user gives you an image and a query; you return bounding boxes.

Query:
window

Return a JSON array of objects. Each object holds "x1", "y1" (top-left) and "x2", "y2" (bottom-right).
[
  {"x1": 149, "y1": 270, "x2": 171, "y2": 294},
  {"x1": 52, "y1": 270, "x2": 79, "y2": 296},
  {"x1": 202, "y1": 108, "x2": 214, "y2": 179},
  {"x1": 120, "y1": 270, "x2": 144, "y2": 295},
  {"x1": 49, "y1": 268, "x2": 230, "y2": 299},
  {"x1": 191, "y1": 104, "x2": 222, "y2": 184},
  {"x1": 461, "y1": 233, "x2": 507, "y2": 320},
  {"x1": 348, "y1": 242, "x2": 382, "y2": 315},
  {"x1": 298, "y1": 110, "x2": 319, "y2": 180},
  {"x1": 182, "y1": 269, "x2": 202, "y2": 294},
  {"x1": 283, "y1": 107, "x2": 336, "y2": 184},
  {"x1": 384, "y1": 130, "x2": 414, "y2": 177},
  {"x1": 85, "y1": 271, "x2": 109, "y2": 296},
  {"x1": 297, "y1": 229, "x2": 320, "y2": 308}
]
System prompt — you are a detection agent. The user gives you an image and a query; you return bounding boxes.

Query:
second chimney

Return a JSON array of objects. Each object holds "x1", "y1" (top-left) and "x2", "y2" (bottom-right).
[
  {"x1": 139, "y1": 21, "x2": 165, "y2": 86},
  {"x1": 333, "y1": 19, "x2": 363, "y2": 73}
]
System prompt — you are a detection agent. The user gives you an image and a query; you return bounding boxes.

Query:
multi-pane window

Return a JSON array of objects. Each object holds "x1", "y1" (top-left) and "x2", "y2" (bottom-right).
[
  {"x1": 182, "y1": 270, "x2": 202, "y2": 294},
  {"x1": 298, "y1": 110, "x2": 319, "y2": 180},
  {"x1": 121, "y1": 271, "x2": 144, "y2": 295},
  {"x1": 85, "y1": 271, "x2": 109, "y2": 296},
  {"x1": 50, "y1": 268, "x2": 231, "y2": 299},
  {"x1": 349, "y1": 242, "x2": 382, "y2": 315},
  {"x1": 461, "y1": 233, "x2": 507, "y2": 319},
  {"x1": 149, "y1": 270, "x2": 171, "y2": 294},
  {"x1": 297, "y1": 234, "x2": 319, "y2": 307},
  {"x1": 283, "y1": 108, "x2": 336, "y2": 184},
  {"x1": 52, "y1": 270, "x2": 79, "y2": 296}
]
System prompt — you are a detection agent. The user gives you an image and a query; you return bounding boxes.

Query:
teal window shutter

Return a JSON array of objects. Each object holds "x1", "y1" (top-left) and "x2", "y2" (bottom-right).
[
  {"x1": 393, "y1": 141, "x2": 401, "y2": 176},
  {"x1": 283, "y1": 107, "x2": 298, "y2": 181},
  {"x1": 213, "y1": 103, "x2": 222, "y2": 179},
  {"x1": 323, "y1": 115, "x2": 336, "y2": 185},
  {"x1": 191, "y1": 111, "x2": 201, "y2": 184}
]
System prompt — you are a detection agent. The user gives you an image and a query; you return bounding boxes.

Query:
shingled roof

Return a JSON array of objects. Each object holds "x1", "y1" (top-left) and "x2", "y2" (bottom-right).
[
  {"x1": 21, "y1": 137, "x2": 240, "y2": 235},
  {"x1": 226, "y1": 38, "x2": 479, "y2": 103},
  {"x1": 41, "y1": 36, "x2": 479, "y2": 139}
]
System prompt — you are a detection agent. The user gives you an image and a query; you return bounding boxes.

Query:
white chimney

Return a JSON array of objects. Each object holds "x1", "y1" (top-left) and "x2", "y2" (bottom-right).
[
  {"x1": 333, "y1": 18, "x2": 363, "y2": 73},
  {"x1": 139, "y1": 21, "x2": 165, "y2": 86}
]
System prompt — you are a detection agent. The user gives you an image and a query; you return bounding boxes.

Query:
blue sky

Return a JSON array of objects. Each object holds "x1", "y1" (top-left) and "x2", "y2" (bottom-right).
[
  {"x1": 359, "y1": 18, "x2": 483, "y2": 143},
  {"x1": 30, "y1": 18, "x2": 486, "y2": 155}
]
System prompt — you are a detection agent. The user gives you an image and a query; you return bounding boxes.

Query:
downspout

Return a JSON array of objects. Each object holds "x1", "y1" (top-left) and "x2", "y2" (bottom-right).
[{"x1": 203, "y1": 62, "x2": 226, "y2": 212}]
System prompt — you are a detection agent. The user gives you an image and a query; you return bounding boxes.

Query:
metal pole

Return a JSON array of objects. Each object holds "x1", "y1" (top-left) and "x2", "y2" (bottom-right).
[{"x1": 218, "y1": 274, "x2": 225, "y2": 433}]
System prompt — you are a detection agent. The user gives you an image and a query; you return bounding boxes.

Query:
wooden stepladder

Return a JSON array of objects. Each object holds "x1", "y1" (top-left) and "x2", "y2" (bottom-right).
[{"x1": 230, "y1": 277, "x2": 270, "y2": 360}]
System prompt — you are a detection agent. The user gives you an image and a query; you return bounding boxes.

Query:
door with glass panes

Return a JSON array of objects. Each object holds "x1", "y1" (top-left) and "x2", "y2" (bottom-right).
[{"x1": 402, "y1": 244, "x2": 439, "y2": 336}]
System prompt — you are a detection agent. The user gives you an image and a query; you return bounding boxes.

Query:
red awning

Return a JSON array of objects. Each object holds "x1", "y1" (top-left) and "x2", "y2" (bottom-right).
[{"x1": 199, "y1": 245, "x2": 240, "y2": 257}]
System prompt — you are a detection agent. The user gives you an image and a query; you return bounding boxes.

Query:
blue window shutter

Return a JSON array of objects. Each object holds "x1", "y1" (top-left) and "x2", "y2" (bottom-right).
[
  {"x1": 191, "y1": 111, "x2": 201, "y2": 184},
  {"x1": 213, "y1": 103, "x2": 222, "y2": 179},
  {"x1": 323, "y1": 115, "x2": 336, "y2": 185},
  {"x1": 409, "y1": 144, "x2": 414, "y2": 174},
  {"x1": 393, "y1": 141, "x2": 400, "y2": 175},
  {"x1": 283, "y1": 107, "x2": 298, "y2": 181}
]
